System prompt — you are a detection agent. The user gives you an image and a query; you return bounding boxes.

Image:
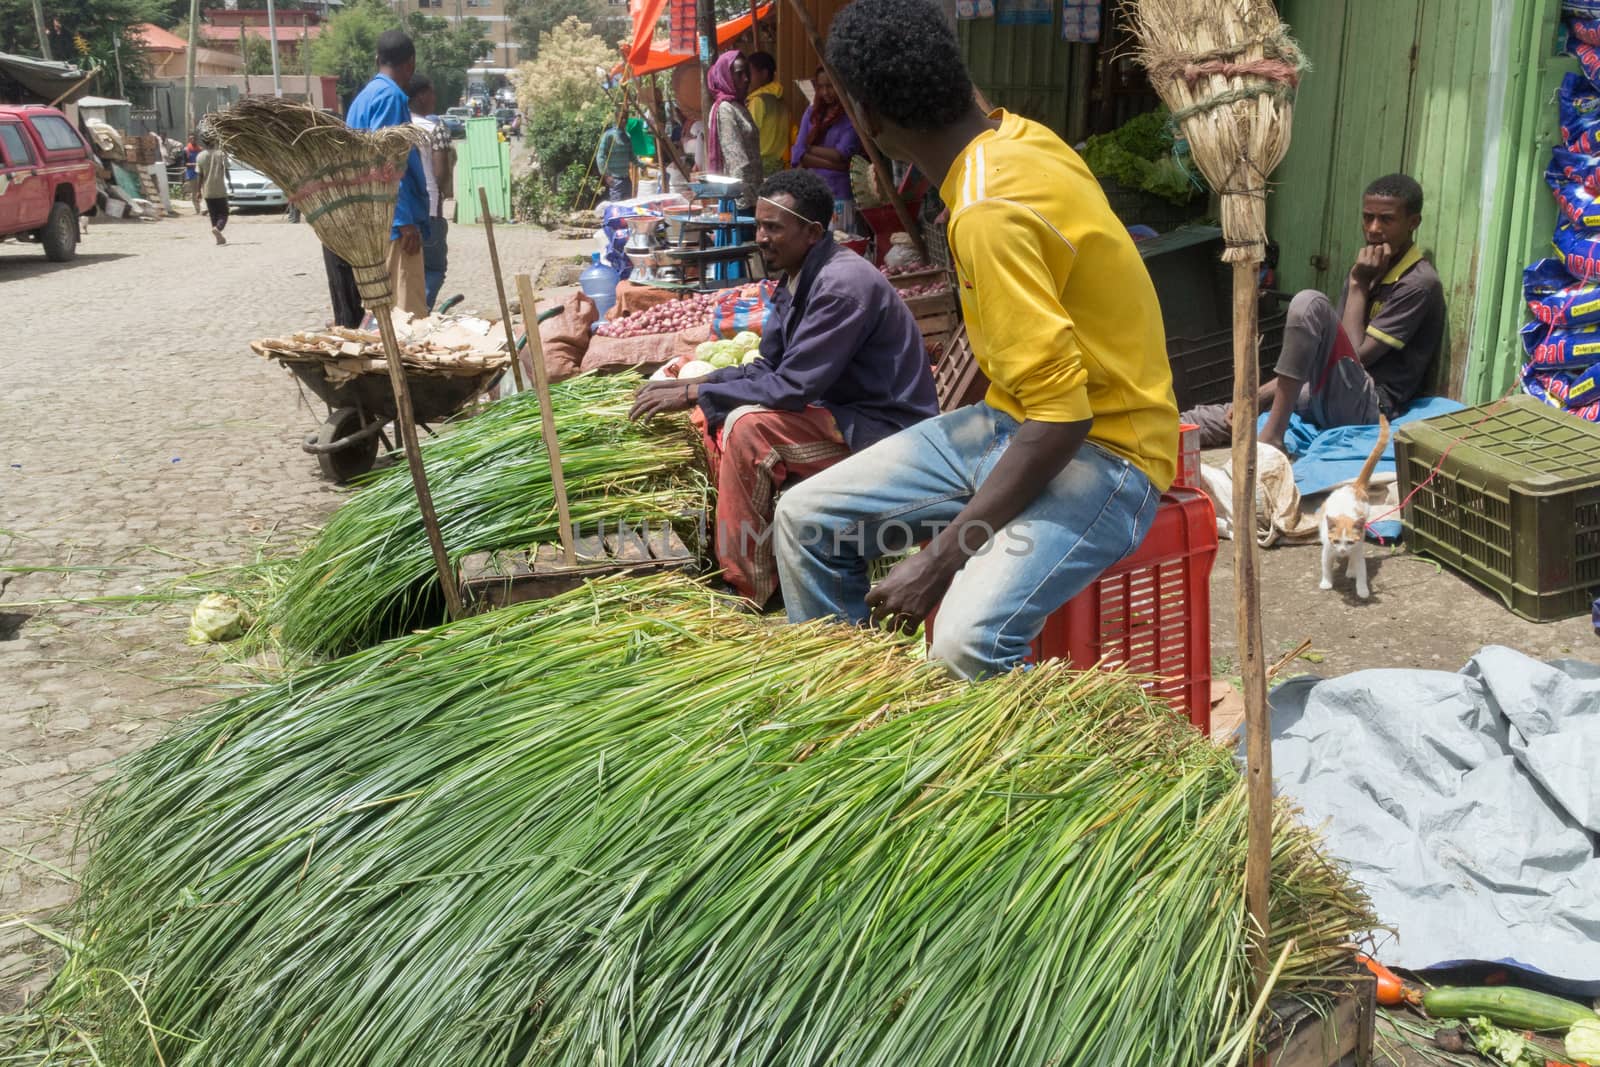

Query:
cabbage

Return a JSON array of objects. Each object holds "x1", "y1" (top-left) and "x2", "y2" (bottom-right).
[
  {"x1": 695, "y1": 341, "x2": 719, "y2": 361},
  {"x1": 678, "y1": 359, "x2": 718, "y2": 378},
  {"x1": 708, "y1": 340, "x2": 743, "y2": 368},
  {"x1": 742, "y1": 350, "x2": 764, "y2": 365},
  {"x1": 187, "y1": 593, "x2": 248, "y2": 644},
  {"x1": 732, "y1": 331, "x2": 760, "y2": 351}
]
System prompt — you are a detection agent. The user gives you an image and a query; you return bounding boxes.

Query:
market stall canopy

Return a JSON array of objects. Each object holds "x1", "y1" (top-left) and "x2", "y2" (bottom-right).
[
  {"x1": 617, "y1": 1, "x2": 773, "y2": 78},
  {"x1": 0, "y1": 52, "x2": 90, "y2": 104}
]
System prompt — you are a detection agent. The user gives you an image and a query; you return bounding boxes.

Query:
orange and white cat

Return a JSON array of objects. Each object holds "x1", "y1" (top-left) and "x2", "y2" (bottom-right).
[{"x1": 1318, "y1": 415, "x2": 1390, "y2": 600}]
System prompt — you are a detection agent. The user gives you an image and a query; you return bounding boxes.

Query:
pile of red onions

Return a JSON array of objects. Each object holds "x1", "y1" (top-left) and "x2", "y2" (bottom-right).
[{"x1": 595, "y1": 293, "x2": 721, "y2": 338}]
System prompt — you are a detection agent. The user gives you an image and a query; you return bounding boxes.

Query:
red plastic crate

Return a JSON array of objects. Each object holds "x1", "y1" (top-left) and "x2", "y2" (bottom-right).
[
  {"x1": 860, "y1": 200, "x2": 924, "y2": 266},
  {"x1": 928, "y1": 488, "x2": 1218, "y2": 733}
]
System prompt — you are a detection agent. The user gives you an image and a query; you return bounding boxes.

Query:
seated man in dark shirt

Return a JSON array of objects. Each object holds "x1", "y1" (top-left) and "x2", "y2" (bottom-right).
[
  {"x1": 630, "y1": 169, "x2": 939, "y2": 608},
  {"x1": 1185, "y1": 173, "x2": 1446, "y2": 451}
]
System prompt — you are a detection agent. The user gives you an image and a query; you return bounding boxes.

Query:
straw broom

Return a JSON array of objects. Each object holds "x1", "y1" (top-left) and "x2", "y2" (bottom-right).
[
  {"x1": 208, "y1": 98, "x2": 465, "y2": 620},
  {"x1": 1126, "y1": 0, "x2": 1306, "y2": 1005}
]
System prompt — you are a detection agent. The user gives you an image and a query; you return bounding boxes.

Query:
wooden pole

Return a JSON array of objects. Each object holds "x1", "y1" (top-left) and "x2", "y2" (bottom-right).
[
  {"x1": 1231, "y1": 258, "x2": 1273, "y2": 1002},
  {"x1": 626, "y1": 81, "x2": 692, "y2": 182},
  {"x1": 749, "y1": 0, "x2": 761, "y2": 51},
  {"x1": 183, "y1": 0, "x2": 199, "y2": 133},
  {"x1": 513, "y1": 273, "x2": 578, "y2": 568},
  {"x1": 373, "y1": 307, "x2": 466, "y2": 620},
  {"x1": 30, "y1": 0, "x2": 51, "y2": 59},
  {"x1": 48, "y1": 66, "x2": 100, "y2": 109},
  {"x1": 479, "y1": 185, "x2": 527, "y2": 393},
  {"x1": 265, "y1": 0, "x2": 283, "y2": 97},
  {"x1": 782, "y1": 0, "x2": 929, "y2": 263}
]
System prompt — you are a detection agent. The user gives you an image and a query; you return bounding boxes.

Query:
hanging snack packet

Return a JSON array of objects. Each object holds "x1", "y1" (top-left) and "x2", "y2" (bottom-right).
[
  {"x1": 1569, "y1": 2, "x2": 1600, "y2": 16},
  {"x1": 1526, "y1": 258, "x2": 1600, "y2": 327}
]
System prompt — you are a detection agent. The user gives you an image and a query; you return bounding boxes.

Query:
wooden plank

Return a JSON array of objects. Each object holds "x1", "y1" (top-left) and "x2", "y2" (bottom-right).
[
  {"x1": 614, "y1": 525, "x2": 652, "y2": 563},
  {"x1": 532, "y1": 543, "x2": 564, "y2": 573},
  {"x1": 574, "y1": 533, "x2": 608, "y2": 563}
]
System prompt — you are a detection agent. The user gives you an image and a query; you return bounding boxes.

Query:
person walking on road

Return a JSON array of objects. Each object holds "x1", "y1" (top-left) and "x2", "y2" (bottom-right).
[
  {"x1": 196, "y1": 138, "x2": 232, "y2": 245},
  {"x1": 346, "y1": 29, "x2": 431, "y2": 317},
  {"x1": 408, "y1": 74, "x2": 454, "y2": 311},
  {"x1": 183, "y1": 132, "x2": 202, "y2": 215}
]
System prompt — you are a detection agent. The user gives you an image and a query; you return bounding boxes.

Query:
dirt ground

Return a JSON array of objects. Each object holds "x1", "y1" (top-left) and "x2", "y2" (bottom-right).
[
  {"x1": 0, "y1": 209, "x2": 589, "y2": 1008},
  {"x1": 2, "y1": 210, "x2": 1593, "y2": 1055}
]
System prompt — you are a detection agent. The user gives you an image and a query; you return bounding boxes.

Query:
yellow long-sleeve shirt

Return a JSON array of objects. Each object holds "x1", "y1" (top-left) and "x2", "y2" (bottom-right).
[
  {"x1": 747, "y1": 81, "x2": 788, "y2": 175},
  {"x1": 941, "y1": 110, "x2": 1178, "y2": 491}
]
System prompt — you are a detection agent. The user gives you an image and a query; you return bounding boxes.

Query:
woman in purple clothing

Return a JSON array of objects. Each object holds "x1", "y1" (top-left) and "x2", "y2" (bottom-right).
[{"x1": 790, "y1": 68, "x2": 864, "y2": 232}]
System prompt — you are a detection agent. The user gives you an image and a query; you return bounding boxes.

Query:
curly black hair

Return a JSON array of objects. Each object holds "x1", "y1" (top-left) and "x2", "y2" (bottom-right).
[
  {"x1": 1364, "y1": 173, "x2": 1424, "y2": 216},
  {"x1": 758, "y1": 169, "x2": 834, "y2": 227},
  {"x1": 824, "y1": 0, "x2": 973, "y2": 132}
]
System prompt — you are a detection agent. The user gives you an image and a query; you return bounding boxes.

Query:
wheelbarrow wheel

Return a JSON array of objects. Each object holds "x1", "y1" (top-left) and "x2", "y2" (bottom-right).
[{"x1": 315, "y1": 406, "x2": 380, "y2": 483}]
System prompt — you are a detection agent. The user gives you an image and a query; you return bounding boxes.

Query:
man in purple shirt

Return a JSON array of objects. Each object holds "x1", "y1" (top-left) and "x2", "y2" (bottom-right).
[
  {"x1": 630, "y1": 169, "x2": 937, "y2": 609},
  {"x1": 343, "y1": 29, "x2": 430, "y2": 317}
]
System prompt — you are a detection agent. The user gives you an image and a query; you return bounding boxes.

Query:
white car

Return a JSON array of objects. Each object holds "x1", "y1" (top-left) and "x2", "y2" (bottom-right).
[{"x1": 227, "y1": 161, "x2": 288, "y2": 211}]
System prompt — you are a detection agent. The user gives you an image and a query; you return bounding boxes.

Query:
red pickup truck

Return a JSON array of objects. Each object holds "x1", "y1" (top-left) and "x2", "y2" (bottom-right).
[{"x1": 0, "y1": 104, "x2": 98, "y2": 261}]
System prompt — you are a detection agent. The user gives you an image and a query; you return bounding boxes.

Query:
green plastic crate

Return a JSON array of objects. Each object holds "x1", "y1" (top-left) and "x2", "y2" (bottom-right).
[{"x1": 1395, "y1": 395, "x2": 1600, "y2": 621}]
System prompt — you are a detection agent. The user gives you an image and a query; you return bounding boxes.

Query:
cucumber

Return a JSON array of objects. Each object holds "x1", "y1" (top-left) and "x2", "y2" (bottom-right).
[{"x1": 1422, "y1": 985, "x2": 1595, "y2": 1032}]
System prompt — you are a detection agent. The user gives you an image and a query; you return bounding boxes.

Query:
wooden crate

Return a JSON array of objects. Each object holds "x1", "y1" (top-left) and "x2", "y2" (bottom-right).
[
  {"x1": 460, "y1": 521, "x2": 698, "y2": 609},
  {"x1": 1263, "y1": 977, "x2": 1376, "y2": 1066}
]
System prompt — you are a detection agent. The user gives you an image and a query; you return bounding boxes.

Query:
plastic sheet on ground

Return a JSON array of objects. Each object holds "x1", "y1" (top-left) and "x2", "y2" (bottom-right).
[{"x1": 1268, "y1": 646, "x2": 1600, "y2": 992}]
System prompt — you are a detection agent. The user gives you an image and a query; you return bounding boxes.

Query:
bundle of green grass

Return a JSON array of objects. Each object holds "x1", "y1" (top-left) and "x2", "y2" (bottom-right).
[
  {"x1": 269, "y1": 374, "x2": 707, "y2": 657},
  {"x1": 13, "y1": 575, "x2": 1371, "y2": 1066}
]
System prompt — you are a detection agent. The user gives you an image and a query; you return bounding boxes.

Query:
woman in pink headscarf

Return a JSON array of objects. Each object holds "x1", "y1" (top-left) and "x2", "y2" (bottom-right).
[{"x1": 704, "y1": 49, "x2": 762, "y2": 210}]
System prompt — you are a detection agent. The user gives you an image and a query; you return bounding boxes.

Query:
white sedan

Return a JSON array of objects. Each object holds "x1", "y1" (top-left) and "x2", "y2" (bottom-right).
[{"x1": 227, "y1": 162, "x2": 288, "y2": 211}]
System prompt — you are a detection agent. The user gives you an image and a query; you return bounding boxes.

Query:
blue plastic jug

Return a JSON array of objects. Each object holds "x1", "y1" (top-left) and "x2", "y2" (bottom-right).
[{"x1": 579, "y1": 252, "x2": 621, "y2": 322}]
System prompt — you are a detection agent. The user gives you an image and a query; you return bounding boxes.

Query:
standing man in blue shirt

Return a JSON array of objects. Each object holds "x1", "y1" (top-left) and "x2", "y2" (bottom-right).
[{"x1": 345, "y1": 29, "x2": 430, "y2": 317}]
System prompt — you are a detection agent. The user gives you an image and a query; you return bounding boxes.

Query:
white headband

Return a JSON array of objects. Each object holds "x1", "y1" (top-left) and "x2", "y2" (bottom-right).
[{"x1": 759, "y1": 196, "x2": 822, "y2": 227}]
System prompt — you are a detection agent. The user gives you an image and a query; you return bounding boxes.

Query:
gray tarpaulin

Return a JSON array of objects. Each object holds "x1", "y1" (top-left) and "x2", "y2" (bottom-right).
[{"x1": 1268, "y1": 646, "x2": 1600, "y2": 991}]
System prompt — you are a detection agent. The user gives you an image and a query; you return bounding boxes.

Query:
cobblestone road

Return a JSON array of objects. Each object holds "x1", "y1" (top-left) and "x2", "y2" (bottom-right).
[{"x1": 0, "y1": 210, "x2": 584, "y2": 1007}]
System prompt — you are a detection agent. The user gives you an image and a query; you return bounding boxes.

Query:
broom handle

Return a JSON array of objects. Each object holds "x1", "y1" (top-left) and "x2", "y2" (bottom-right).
[
  {"x1": 783, "y1": 0, "x2": 929, "y2": 264},
  {"x1": 479, "y1": 186, "x2": 527, "y2": 394},
  {"x1": 1231, "y1": 258, "x2": 1273, "y2": 1004},
  {"x1": 513, "y1": 273, "x2": 579, "y2": 568},
  {"x1": 374, "y1": 306, "x2": 466, "y2": 620}
]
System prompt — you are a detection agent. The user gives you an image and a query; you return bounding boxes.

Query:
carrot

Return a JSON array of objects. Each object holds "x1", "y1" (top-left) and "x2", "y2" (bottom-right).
[{"x1": 1357, "y1": 953, "x2": 1420, "y2": 1007}]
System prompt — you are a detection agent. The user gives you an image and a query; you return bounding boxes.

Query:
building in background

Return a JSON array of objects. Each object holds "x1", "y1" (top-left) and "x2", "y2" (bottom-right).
[
  {"x1": 132, "y1": 23, "x2": 246, "y2": 77},
  {"x1": 203, "y1": 8, "x2": 326, "y2": 66}
]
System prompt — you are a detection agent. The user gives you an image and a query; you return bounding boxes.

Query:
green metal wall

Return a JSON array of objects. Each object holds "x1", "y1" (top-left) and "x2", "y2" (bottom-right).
[
  {"x1": 1271, "y1": 0, "x2": 1567, "y2": 402},
  {"x1": 958, "y1": 17, "x2": 1096, "y2": 143}
]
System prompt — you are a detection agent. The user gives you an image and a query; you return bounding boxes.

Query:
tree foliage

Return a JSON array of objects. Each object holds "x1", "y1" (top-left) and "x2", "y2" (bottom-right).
[
  {"x1": 0, "y1": 0, "x2": 156, "y2": 94},
  {"x1": 511, "y1": 17, "x2": 611, "y2": 116},
  {"x1": 307, "y1": 0, "x2": 486, "y2": 109},
  {"x1": 506, "y1": 0, "x2": 623, "y2": 56}
]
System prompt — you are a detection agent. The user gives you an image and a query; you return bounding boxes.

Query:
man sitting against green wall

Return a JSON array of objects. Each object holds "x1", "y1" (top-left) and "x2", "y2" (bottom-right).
[{"x1": 1183, "y1": 173, "x2": 1446, "y2": 451}]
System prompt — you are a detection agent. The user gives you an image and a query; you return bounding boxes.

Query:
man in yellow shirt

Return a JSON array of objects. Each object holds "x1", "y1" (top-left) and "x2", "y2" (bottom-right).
[
  {"x1": 746, "y1": 51, "x2": 788, "y2": 176},
  {"x1": 772, "y1": 0, "x2": 1178, "y2": 679}
]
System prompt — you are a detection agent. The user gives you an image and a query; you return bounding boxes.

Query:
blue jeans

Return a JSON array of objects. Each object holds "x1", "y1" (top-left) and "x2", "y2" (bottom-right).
[
  {"x1": 773, "y1": 403, "x2": 1160, "y2": 679},
  {"x1": 422, "y1": 216, "x2": 448, "y2": 311}
]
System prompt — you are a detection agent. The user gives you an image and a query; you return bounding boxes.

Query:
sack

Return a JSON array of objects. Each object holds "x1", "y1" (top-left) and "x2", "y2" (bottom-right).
[
  {"x1": 1524, "y1": 364, "x2": 1600, "y2": 420},
  {"x1": 709, "y1": 280, "x2": 778, "y2": 339},
  {"x1": 1521, "y1": 320, "x2": 1600, "y2": 368},
  {"x1": 580, "y1": 330, "x2": 681, "y2": 374},
  {"x1": 1575, "y1": 16, "x2": 1600, "y2": 45},
  {"x1": 609, "y1": 279, "x2": 681, "y2": 320},
  {"x1": 536, "y1": 291, "x2": 598, "y2": 383},
  {"x1": 1525, "y1": 258, "x2": 1600, "y2": 327},
  {"x1": 1554, "y1": 221, "x2": 1600, "y2": 280},
  {"x1": 1571, "y1": 33, "x2": 1600, "y2": 92},
  {"x1": 1548, "y1": 146, "x2": 1600, "y2": 191},
  {"x1": 1560, "y1": 73, "x2": 1600, "y2": 152},
  {"x1": 1551, "y1": 179, "x2": 1600, "y2": 229}
]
